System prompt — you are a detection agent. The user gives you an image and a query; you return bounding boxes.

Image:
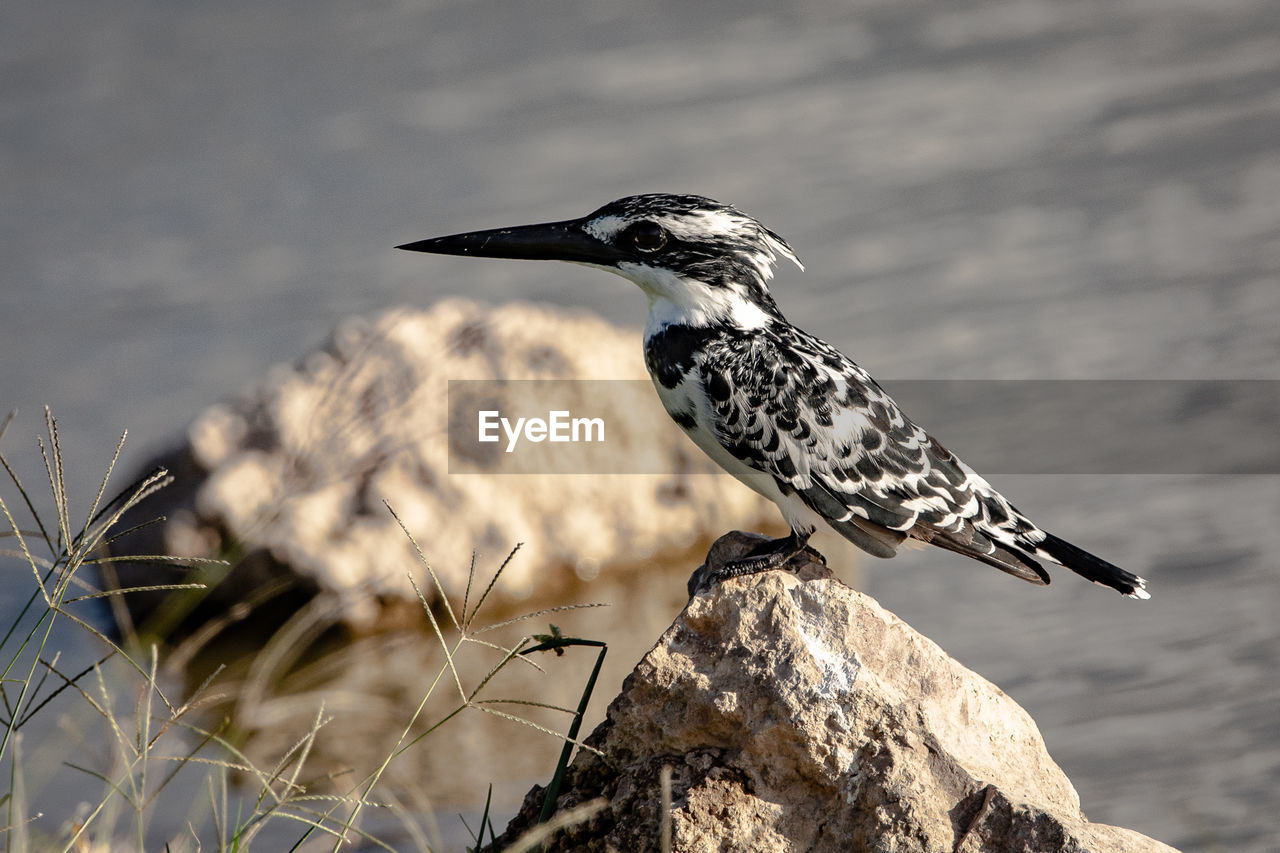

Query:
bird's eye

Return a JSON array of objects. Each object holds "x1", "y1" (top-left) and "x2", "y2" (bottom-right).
[{"x1": 627, "y1": 221, "x2": 668, "y2": 252}]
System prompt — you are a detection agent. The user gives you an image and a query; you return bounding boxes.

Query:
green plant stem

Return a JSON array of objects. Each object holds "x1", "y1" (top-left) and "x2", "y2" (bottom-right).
[{"x1": 522, "y1": 638, "x2": 608, "y2": 828}]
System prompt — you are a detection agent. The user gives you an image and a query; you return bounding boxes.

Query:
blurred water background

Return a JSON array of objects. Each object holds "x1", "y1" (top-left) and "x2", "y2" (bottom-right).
[{"x1": 3, "y1": 0, "x2": 1278, "y2": 849}]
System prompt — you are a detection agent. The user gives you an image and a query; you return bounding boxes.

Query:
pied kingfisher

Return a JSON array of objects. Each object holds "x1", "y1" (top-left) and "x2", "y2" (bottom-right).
[{"x1": 399, "y1": 194, "x2": 1150, "y2": 599}]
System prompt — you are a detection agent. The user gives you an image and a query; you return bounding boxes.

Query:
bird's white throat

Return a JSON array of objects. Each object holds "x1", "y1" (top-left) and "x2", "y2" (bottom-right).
[{"x1": 621, "y1": 264, "x2": 776, "y2": 334}]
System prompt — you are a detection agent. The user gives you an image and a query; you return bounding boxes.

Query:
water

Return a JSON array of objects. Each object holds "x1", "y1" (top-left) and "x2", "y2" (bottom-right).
[{"x1": 3, "y1": 1, "x2": 1279, "y2": 849}]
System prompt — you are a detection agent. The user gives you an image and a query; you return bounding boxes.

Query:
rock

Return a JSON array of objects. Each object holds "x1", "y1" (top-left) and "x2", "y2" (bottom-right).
[
  {"x1": 108, "y1": 300, "x2": 772, "y2": 629},
  {"x1": 492, "y1": 532, "x2": 1180, "y2": 853}
]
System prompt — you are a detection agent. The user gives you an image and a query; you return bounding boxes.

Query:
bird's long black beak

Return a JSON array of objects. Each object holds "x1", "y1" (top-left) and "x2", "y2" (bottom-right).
[{"x1": 397, "y1": 218, "x2": 624, "y2": 266}]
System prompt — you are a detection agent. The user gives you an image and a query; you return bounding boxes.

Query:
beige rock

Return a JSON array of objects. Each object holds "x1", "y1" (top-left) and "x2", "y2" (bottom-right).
[
  {"x1": 494, "y1": 532, "x2": 1180, "y2": 853},
  {"x1": 110, "y1": 300, "x2": 774, "y2": 628}
]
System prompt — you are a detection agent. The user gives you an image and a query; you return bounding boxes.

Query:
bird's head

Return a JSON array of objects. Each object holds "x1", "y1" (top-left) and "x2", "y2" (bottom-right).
[{"x1": 398, "y1": 193, "x2": 803, "y2": 328}]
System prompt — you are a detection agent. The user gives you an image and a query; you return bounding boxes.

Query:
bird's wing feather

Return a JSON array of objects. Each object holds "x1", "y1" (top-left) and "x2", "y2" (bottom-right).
[{"x1": 698, "y1": 327, "x2": 1050, "y2": 578}]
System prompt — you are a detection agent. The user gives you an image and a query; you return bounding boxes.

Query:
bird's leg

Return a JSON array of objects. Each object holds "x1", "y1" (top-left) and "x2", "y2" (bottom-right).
[{"x1": 711, "y1": 529, "x2": 819, "y2": 584}]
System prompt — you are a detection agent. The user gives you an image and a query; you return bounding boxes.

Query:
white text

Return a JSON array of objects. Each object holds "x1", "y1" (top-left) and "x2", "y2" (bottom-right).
[{"x1": 478, "y1": 410, "x2": 605, "y2": 452}]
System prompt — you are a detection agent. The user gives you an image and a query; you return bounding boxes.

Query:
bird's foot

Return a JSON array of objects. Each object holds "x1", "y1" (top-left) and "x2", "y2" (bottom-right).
[
  {"x1": 690, "y1": 530, "x2": 824, "y2": 595},
  {"x1": 720, "y1": 535, "x2": 808, "y2": 576}
]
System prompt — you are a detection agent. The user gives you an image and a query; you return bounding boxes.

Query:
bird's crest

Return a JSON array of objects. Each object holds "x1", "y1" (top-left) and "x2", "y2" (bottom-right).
[{"x1": 581, "y1": 194, "x2": 804, "y2": 327}]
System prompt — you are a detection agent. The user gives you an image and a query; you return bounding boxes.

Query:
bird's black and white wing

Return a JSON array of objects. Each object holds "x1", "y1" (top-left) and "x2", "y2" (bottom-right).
[{"x1": 692, "y1": 325, "x2": 1146, "y2": 596}]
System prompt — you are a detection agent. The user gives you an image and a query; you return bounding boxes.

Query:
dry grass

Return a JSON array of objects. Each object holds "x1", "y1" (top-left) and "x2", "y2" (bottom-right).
[{"x1": 0, "y1": 410, "x2": 607, "y2": 851}]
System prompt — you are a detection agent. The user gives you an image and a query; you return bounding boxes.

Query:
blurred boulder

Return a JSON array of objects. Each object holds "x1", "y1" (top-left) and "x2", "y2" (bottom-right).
[
  {"x1": 107, "y1": 300, "x2": 771, "y2": 631},
  {"x1": 494, "y1": 532, "x2": 1180, "y2": 853}
]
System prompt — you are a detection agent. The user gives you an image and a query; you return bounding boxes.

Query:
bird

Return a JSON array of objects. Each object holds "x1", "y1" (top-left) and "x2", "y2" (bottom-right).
[{"x1": 398, "y1": 193, "x2": 1150, "y2": 599}]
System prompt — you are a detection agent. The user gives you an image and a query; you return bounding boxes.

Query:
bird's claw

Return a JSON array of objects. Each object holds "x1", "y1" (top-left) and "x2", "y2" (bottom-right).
[{"x1": 690, "y1": 533, "x2": 824, "y2": 596}]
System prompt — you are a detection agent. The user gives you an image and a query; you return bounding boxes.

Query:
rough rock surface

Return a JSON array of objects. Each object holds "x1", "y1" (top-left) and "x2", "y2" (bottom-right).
[
  {"x1": 110, "y1": 300, "x2": 771, "y2": 628},
  {"x1": 493, "y1": 532, "x2": 1180, "y2": 853}
]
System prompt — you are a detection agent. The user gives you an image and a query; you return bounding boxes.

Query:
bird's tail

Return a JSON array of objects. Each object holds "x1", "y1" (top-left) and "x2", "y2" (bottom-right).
[{"x1": 1035, "y1": 533, "x2": 1150, "y2": 599}]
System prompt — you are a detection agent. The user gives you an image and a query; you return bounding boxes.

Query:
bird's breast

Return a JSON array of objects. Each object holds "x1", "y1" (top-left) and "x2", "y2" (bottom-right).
[
  {"x1": 643, "y1": 322, "x2": 717, "y2": 390},
  {"x1": 649, "y1": 365, "x2": 702, "y2": 430}
]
